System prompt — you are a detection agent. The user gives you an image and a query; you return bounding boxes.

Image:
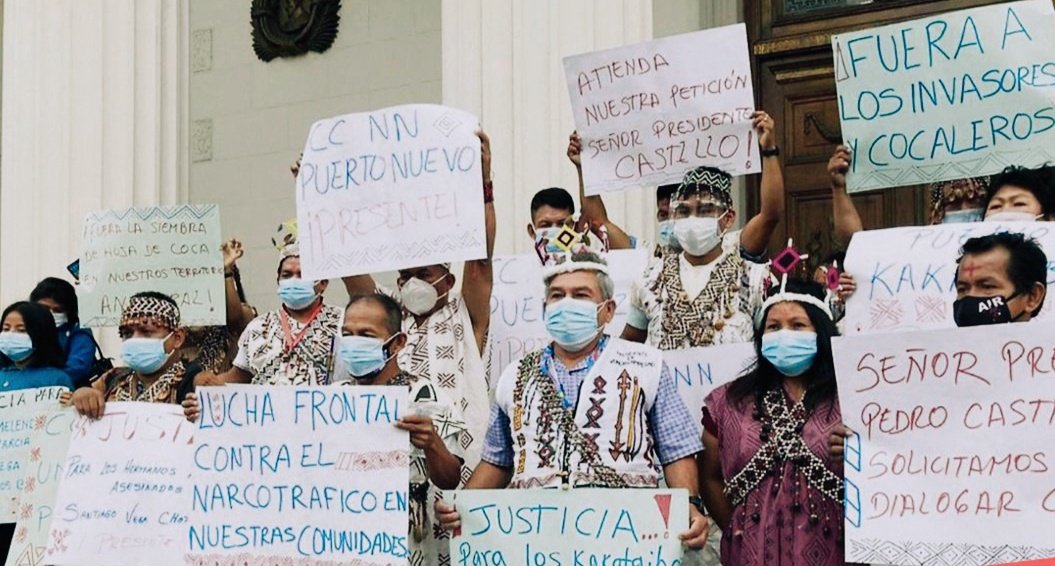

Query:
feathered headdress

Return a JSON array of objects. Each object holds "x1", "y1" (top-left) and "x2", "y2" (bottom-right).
[{"x1": 536, "y1": 215, "x2": 611, "y2": 279}]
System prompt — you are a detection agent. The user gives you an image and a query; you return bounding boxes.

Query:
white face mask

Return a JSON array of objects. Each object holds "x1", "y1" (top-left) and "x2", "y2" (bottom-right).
[
  {"x1": 52, "y1": 312, "x2": 69, "y2": 327},
  {"x1": 399, "y1": 275, "x2": 447, "y2": 316},
  {"x1": 674, "y1": 215, "x2": 724, "y2": 256},
  {"x1": 985, "y1": 211, "x2": 1042, "y2": 223}
]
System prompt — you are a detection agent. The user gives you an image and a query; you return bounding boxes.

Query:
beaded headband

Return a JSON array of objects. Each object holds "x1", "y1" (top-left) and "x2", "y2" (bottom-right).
[
  {"x1": 120, "y1": 295, "x2": 181, "y2": 331},
  {"x1": 929, "y1": 176, "x2": 989, "y2": 222},
  {"x1": 675, "y1": 166, "x2": 734, "y2": 209},
  {"x1": 754, "y1": 239, "x2": 834, "y2": 329}
]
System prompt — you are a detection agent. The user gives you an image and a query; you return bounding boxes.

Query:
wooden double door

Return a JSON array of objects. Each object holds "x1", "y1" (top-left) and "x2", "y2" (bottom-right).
[{"x1": 743, "y1": 0, "x2": 1009, "y2": 266}]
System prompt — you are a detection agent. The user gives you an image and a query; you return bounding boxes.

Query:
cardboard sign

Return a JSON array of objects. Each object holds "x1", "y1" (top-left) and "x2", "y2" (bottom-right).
[
  {"x1": 187, "y1": 385, "x2": 409, "y2": 564},
  {"x1": 666, "y1": 343, "x2": 756, "y2": 433},
  {"x1": 4, "y1": 407, "x2": 76, "y2": 566},
  {"x1": 563, "y1": 24, "x2": 758, "y2": 195},
  {"x1": 0, "y1": 387, "x2": 65, "y2": 523},
  {"x1": 79, "y1": 204, "x2": 224, "y2": 327},
  {"x1": 834, "y1": 323, "x2": 1055, "y2": 565},
  {"x1": 45, "y1": 403, "x2": 194, "y2": 566},
  {"x1": 296, "y1": 104, "x2": 486, "y2": 279},
  {"x1": 489, "y1": 249, "x2": 651, "y2": 384},
  {"x1": 451, "y1": 488, "x2": 688, "y2": 565},
  {"x1": 832, "y1": 0, "x2": 1055, "y2": 192},
  {"x1": 842, "y1": 223, "x2": 1055, "y2": 335}
]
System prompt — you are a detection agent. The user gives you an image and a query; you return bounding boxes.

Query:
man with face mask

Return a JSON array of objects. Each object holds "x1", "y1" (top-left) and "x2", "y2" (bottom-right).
[
  {"x1": 202, "y1": 228, "x2": 343, "y2": 386},
  {"x1": 68, "y1": 292, "x2": 197, "y2": 418},
  {"x1": 623, "y1": 111, "x2": 783, "y2": 348},
  {"x1": 433, "y1": 251, "x2": 711, "y2": 552},
  {"x1": 953, "y1": 232, "x2": 1047, "y2": 326},
  {"x1": 342, "y1": 131, "x2": 495, "y2": 483}
]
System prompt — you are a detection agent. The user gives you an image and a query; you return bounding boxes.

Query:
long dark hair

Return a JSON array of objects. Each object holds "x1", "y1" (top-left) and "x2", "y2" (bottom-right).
[
  {"x1": 1, "y1": 301, "x2": 66, "y2": 369},
  {"x1": 727, "y1": 279, "x2": 839, "y2": 414},
  {"x1": 29, "y1": 277, "x2": 80, "y2": 325}
]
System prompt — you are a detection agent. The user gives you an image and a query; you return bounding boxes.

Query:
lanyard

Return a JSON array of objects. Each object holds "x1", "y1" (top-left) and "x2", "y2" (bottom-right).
[{"x1": 280, "y1": 301, "x2": 324, "y2": 353}]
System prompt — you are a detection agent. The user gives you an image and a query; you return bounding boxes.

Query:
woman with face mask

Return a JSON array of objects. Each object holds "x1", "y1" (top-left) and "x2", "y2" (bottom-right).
[
  {"x1": 0, "y1": 301, "x2": 73, "y2": 392},
  {"x1": 700, "y1": 279, "x2": 855, "y2": 566},
  {"x1": 66, "y1": 292, "x2": 199, "y2": 419},
  {"x1": 28, "y1": 277, "x2": 105, "y2": 388}
]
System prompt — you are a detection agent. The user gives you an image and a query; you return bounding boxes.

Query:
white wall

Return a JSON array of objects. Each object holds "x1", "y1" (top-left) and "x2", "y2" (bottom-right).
[{"x1": 188, "y1": 0, "x2": 442, "y2": 311}]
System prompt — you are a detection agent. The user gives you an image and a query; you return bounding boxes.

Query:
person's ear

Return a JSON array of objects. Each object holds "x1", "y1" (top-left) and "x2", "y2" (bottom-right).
[
  {"x1": 598, "y1": 298, "x2": 617, "y2": 326},
  {"x1": 527, "y1": 223, "x2": 536, "y2": 240},
  {"x1": 316, "y1": 280, "x2": 329, "y2": 295},
  {"x1": 721, "y1": 209, "x2": 737, "y2": 231},
  {"x1": 1024, "y1": 282, "x2": 1047, "y2": 318},
  {"x1": 388, "y1": 333, "x2": 408, "y2": 357},
  {"x1": 169, "y1": 328, "x2": 187, "y2": 350}
]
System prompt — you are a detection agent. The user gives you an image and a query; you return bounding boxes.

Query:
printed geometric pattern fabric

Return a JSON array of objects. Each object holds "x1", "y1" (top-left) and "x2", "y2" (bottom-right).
[
  {"x1": 235, "y1": 304, "x2": 342, "y2": 386},
  {"x1": 848, "y1": 539, "x2": 1055, "y2": 566}
]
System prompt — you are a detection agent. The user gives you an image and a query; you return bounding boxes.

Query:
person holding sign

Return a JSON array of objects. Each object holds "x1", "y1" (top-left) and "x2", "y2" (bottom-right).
[
  {"x1": 953, "y1": 232, "x2": 1048, "y2": 326},
  {"x1": 623, "y1": 111, "x2": 782, "y2": 348},
  {"x1": 343, "y1": 130, "x2": 495, "y2": 478},
  {"x1": 434, "y1": 246, "x2": 712, "y2": 552},
  {"x1": 700, "y1": 278, "x2": 849, "y2": 566},
  {"x1": 0, "y1": 301, "x2": 73, "y2": 392},
  {"x1": 200, "y1": 223, "x2": 343, "y2": 386},
  {"x1": 66, "y1": 292, "x2": 198, "y2": 418}
]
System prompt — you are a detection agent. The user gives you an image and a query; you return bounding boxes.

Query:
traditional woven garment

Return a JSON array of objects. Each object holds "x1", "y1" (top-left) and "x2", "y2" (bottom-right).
[
  {"x1": 105, "y1": 360, "x2": 186, "y2": 404},
  {"x1": 234, "y1": 304, "x2": 342, "y2": 385},
  {"x1": 182, "y1": 326, "x2": 233, "y2": 373}
]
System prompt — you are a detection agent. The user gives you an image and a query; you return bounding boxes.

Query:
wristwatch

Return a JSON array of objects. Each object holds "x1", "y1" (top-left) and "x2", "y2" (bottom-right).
[
  {"x1": 760, "y1": 146, "x2": 780, "y2": 158},
  {"x1": 688, "y1": 495, "x2": 707, "y2": 514}
]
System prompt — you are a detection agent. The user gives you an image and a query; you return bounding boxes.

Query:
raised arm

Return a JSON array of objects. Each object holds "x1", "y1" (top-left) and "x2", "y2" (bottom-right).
[
  {"x1": 463, "y1": 130, "x2": 495, "y2": 353},
  {"x1": 740, "y1": 111, "x2": 785, "y2": 257},
  {"x1": 829, "y1": 145, "x2": 863, "y2": 242},
  {"x1": 568, "y1": 131, "x2": 634, "y2": 250},
  {"x1": 221, "y1": 240, "x2": 254, "y2": 335}
]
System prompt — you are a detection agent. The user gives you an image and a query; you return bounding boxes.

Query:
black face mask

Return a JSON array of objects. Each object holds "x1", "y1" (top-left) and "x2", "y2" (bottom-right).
[{"x1": 952, "y1": 294, "x2": 1022, "y2": 327}]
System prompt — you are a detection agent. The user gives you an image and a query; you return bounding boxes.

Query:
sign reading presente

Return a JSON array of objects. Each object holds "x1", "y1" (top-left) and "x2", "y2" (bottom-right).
[
  {"x1": 833, "y1": 323, "x2": 1055, "y2": 565},
  {"x1": 296, "y1": 104, "x2": 486, "y2": 280},
  {"x1": 832, "y1": 0, "x2": 1055, "y2": 192},
  {"x1": 563, "y1": 24, "x2": 758, "y2": 195}
]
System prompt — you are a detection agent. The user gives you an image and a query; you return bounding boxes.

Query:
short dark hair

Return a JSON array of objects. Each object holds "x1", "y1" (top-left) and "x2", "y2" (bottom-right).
[
  {"x1": 1, "y1": 301, "x2": 66, "y2": 369},
  {"x1": 530, "y1": 188, "x2": 575, "y2": 219},
  {"x1": 29, "y1": 277, "x2": 80, "y2": 325},
  {"x1": 957, "y1": 232, "x2": 1048, "y2": 315},
  {"x1": 347, "y1": 293, "x2": 403, "y2": 336},
  {"x1": 983, "y1": 165, "x2": 1055, "y2": 215},
  {"x1": 657, "y1": 184, "x2": 678, "y2": 204}
]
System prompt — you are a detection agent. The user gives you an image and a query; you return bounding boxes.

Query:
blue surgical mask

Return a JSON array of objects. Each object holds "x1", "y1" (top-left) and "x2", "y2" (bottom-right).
[
  {"x1": 534, "y1": 227, "x2": 564, "y2": 253},
  {"x1": 278, "y1": 278, "x2": 318, "y2": 310},
  {"x1": 657, "y1": 220, "x2": 681, "y2": 250},
  {"x1": 340, "y1": 335, "x2": 397, "y2": 379},
  {"x1": 544, "y1": 298, "x2": 604, "y2": 352},
  {"x1": 0, "y1": 332, "x2": 34, "y2": 362},
  {"x1": 121, "y1": 334, "x2": 172, "y2": 375},
  {"x1": 942, "y1": 208, "x2": 983, "y2": 224},
  {"x1": 761, "y1": 330, "x2": 818, "y2": 377}
]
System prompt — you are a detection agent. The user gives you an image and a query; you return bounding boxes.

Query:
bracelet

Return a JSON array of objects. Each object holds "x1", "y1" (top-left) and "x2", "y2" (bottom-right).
[
  {"x1": 483, "y1": 180, "x2": 494, "y2": 203},
  {"x1": 760, "y1": 146, "x2": 780, "y2": 158}
]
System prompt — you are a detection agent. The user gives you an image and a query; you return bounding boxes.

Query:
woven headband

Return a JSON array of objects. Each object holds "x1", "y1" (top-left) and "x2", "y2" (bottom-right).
[
  {"x1": 676, "y1": 166, "x2": 733, "y2": 209},
  {"x1": 754, "y1": 292, "x2": 833, "y2": 329},
  {"x1": 120, "y1": 295, "x2": 180, "y2": 331}
]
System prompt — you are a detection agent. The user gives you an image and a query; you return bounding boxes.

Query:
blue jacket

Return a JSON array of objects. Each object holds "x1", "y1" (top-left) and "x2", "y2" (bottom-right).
[
  {"x1": 57, "y1": 323, "x2": 99, "y2": 387},
  {"x1": 0, "y1": 366, "x2": 73, "y2": 392}
]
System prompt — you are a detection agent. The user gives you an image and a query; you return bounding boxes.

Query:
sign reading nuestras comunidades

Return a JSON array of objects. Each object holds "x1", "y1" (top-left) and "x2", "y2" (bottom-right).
[
  {"x1": 296, "y1": 104, "x2": 486, "y2": 280},
  {"x1": 834, "y1": 323, "x2": 1055, "y2": 565},
  {"x1": 832, "y1": 0, "x2": 1055, "y2": 192},
  {"x1": 563, "y1": 24, "x2": 758, "y2": 196},
  {"x1": 78, "y1": 204, "x2": 224, "y2": 327}
]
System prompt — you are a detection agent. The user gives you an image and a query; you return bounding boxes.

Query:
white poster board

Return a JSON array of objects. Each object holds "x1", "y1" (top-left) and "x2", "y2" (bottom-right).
[
  {"x1": 842, "y1": 223, "x2": 1055, "y2": 335},
  {"x1": 4, "y1": 407, "x2": 76, "y2": 566},
  {"x1": 834, "y1": 323, "x2": 1055, "y2": 565},
  {"x1": 79, "y1": 204, "x2": 225, "y2": 327},
  {"x1": 666, "y1": 343, "x2": 756, "y2": 433},
  {"x1": 489, "y1": 249, "x2": 651, "y2": 384},
  {"x1": 0, "y1": 387, "x2": 65, "y2": 523},
  {"x1": 451, "y1": 488, "x2": 688, "y2": 565},
  {"x1": 296, "y1": 104, "x2": 486, "y2": 279},
  {"x1": 187, "y1": 385, "x2": 409, "y2": 564},
  {"x1": 832, "y1": 0, "x2": 1055, "y2": 192},
  {"x1": 45, "y1": 403, "x2": 194, "y2": 566},
  {"x1": 563, "y1": 24, "x2": 759, "y2": 195}
]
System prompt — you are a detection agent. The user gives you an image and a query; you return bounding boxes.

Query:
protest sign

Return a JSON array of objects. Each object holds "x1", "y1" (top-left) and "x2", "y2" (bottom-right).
[
  {"x1": 832, "y1": 0, "x2": 1055, "y2": 192},
  {"x1": 451, "y1": 488, "x2": 688, "y2": 565},
  {"x1": 4, "y1": 407, "x2": 76, "y2": 566},
  {"x1": 833, "y1": 322, "x2": 1055, "y2": 565},
  {"x1": 563, "y1": 24, "x2": 758, "y2": 195},
  {"x1": 0, "y1": 387, "x2": 65, "y2": 523},
  {"x1": 78, "y1": 204, "x2": 224, "y2": 327},
  {"x1": 45, "y1": 403, "x2": 194, "y2": 566},
  {"x1": 296, "y1": 104, "x2": 486, "y2": 280},
  {"x1": 666, "y1": 343, "x2": 756, "y2": 432},
  {"x1": 188, "y1": 385, "x2": 409, "y2": 564},
  {"x1": 842, "y1": 222, "x2": 1055, "y2": 335},
  {"x1": 489, "y1": 249, "x2": 650, "y2": 384}
]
